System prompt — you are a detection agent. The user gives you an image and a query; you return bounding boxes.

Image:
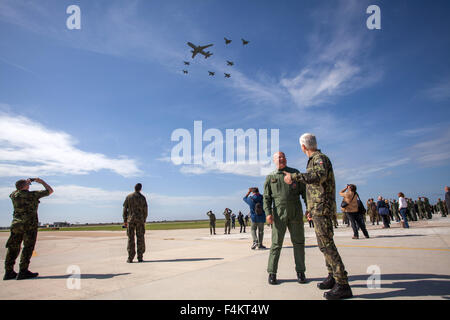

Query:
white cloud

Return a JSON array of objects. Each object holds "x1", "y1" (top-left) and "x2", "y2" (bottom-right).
[
  {"x1": 423, "y1": 78, "x2": 450, "y2": 102},
  {"x1": 0, "y1": 113, "x2": 141, "y2": 177},
  {"x1": 280, "y1": 0, "x2": 382, "y2": 108},
  {"x1": 335, "y1": 158, "x2": 411, "y2": 185},
  {"x1": 409, "y1": 128, "x2": 450, "y2": 166},
  {"x1": 179, "y1": 161, "x2": 275, "y2": 177}
]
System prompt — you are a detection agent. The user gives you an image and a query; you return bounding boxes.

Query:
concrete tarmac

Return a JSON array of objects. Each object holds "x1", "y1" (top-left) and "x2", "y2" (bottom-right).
[{"x1": 1, "y1": 216, "x2": 450, "y2": 300}]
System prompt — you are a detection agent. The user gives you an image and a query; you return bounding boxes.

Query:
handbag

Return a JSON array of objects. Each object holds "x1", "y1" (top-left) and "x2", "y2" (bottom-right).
[{"x1": 341, "y1": 193, "x2": 356, "y2": 209}]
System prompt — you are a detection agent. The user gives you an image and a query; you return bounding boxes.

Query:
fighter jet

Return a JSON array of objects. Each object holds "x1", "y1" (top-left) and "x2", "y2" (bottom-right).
[
  {"x1": 226, "y1": 60, "x2": 234, "y2": 66},
  {"x1": 183, "y1": 61, "x2": 190, "y2": 65},
  {"x1": 187, "y1": 42, "x2": 214, "y2": 59},
  {"x1": 224, "y1": 37, "x2": 232, "y2": 45},
  {"x1": 241, "y1": 38, "x2": 249, "y2": 45},
  {"x1": 224, "y1": 73, "x2": 231, "y2": 78},
  {"x1": 208, "y1": 71, "x2": 215, "y2": 76},
  {"x1": 183, "y1": 70, "x2": 188, "y2": 74}
]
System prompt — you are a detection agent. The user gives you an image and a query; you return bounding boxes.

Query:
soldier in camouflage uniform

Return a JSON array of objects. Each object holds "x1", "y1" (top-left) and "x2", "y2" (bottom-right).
[
  {"x1": 264, "y1": 152, "x2": 307, "y2": 285},
  {"x1": 392, "y1": 200, "x2": 400, "y2": 222},
  {"x1": 206, "y1": 211, "x2": 216, "y2": 235},
  {"x1": 424, "y1": 197, "x2": 432, "y2": 219},
  {"x1": 4, "y1": 178, "x2": 53, "y2": 280},
  {"x1": 437, "y1": 199, "x2": 447, "y2": 217},
  {"x1": 417, "y1": 197, "x2": 426, "y2": 220},
  {"x1": 123, "y1": 183, "x2": 148, "y2": 263},
  {"x1": 283, "y1": 133, "x2": 352, "y2": 300},
  {"x1": 407, "y1": 198, "x2": 418, "y2": 221},
  {"x1": 223, "y1": 208, "x2": 231, "y2": 234},
  {"x1": 367, "y1": 199, "x2": 379, "y2": 225}
]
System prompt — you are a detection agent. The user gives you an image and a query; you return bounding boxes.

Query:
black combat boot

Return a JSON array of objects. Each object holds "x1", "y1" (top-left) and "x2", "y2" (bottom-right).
[
  {"x1": 297, "y1": 272, "x2": 307, "y2": 284},
  {"x1": 317, "y1": 273, "x2": 335, "y2": 290},
  {"x1": 268, "y1": 273, "x2": 277, "y2": 285},
  {"x1": 3, "y1": 270, "x2": 17, "y2": 280},
  {"x1": 137, "y1": 257, "x2": 144, "y2": 262},
  {"x1": 323, "y1": 283, "x2": 353, "y2": 300},
  {"x1": 127, "y1": 258, "x2": 133, "y2": 263},
  {"x1": 16, "y1": 270, "x2": 38, "y2": 280}
]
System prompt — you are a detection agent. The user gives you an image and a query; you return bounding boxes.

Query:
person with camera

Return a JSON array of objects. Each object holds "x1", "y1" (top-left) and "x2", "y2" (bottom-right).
[
  {"x1": 243, "y1": 187, "x2": 266, "y2": 250},
  {"x1": 339, "y1": 184, "x2": 369, "y2": 239},
  {"x1": 4, "y1": 178, "x2": 53, "y2": 280}
]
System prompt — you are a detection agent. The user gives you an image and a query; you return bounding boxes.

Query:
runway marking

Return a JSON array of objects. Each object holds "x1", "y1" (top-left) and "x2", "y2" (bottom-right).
[{"x1": 338, "y1": 244, "x2": 450, "y2": 251}]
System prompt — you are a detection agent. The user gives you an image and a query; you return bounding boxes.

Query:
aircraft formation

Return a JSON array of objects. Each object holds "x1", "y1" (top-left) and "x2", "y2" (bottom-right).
[{"x1": 182, "y1": 37, "x2": 250, "y2": 78}]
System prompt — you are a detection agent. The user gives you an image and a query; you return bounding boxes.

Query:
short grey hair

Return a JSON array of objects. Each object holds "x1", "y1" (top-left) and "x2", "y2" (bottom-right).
[{"x1": 299, "y1": 133, "x2": 317, "y2": 150}]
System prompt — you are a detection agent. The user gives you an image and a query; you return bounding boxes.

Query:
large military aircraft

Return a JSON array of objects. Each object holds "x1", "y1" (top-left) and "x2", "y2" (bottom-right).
[
  {"x1": 224, "y1": 73, "x2": 231, "y2": 78},
  {"x1": 183, "y1": 61, "x2": 190, "y2": 65},
  {"x1": 226, "y1": 60, "x2": 234, "y2": 66},
  {"x1": 187, "y1": 42, "x2": 214, "y2": 59},
  {"x1": 183, "y1": 70, "x2": 188, "y2": 74},
  {"x1": 224, "y1": 37, "x2": 232, "y2": 45},
  {"x1": 241, "y1": 38, "x2": 249, "y2": 45},
  {"x1": 208, "y1": 71, "x2": 215, "y2": 76}
]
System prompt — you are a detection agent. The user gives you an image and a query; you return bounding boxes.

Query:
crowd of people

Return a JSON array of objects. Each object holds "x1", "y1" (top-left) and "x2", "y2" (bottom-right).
[{"x1": 4, "y1": 131, "x2": 449, "y2": 301}]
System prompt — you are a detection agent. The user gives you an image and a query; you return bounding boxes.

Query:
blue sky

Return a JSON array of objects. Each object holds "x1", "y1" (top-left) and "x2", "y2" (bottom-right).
[{"x1": 0, "y1": 0, "x2": 449, "y2": 226}]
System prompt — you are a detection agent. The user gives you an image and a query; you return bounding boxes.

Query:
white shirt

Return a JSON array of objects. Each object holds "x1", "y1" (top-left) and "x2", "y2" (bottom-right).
[{"x1": 399, "y1": 197, "x2": 408, "y2": 209}]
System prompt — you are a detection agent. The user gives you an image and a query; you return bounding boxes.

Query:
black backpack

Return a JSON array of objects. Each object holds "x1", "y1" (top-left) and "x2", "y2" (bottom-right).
[
  {"x1": 356, "y1": 193, "x2": 366, "y2": 215},
  {"x1": 254, "y1": 202, "x2": 263, "y2": 216}
]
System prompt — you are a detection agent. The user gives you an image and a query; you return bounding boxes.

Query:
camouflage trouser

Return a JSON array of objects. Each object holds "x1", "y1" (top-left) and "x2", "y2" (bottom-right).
[
  {"x1": 209, "y1": 222, "x2": 216, "y2": 234},
  {"x1": 312, "y1": 215, "x2": 348, "y2": 285},
  {"x1": 224, "y1": 220, "x2": 231, "y2": 234},
  {"x1": 5, "y1": 223, "x2": 38, "y2": 272},
  {"x1": 393, "y1": 211, "x2": 401, "y2": 222},
  {"x1": 369, "y1": 212, "x2": 380, "y2": 224},
  {"x1": 127, "y1": 221, "x2": 146, "y2": 260},
  {"x1": 267, "y1": 209, "x2": 305, "y2": 274}
]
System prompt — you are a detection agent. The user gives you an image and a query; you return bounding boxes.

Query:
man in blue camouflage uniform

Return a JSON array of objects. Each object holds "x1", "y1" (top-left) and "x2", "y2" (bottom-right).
[
  {"x1": 283, "y1": 133, "x2": 353, "y2": 300},
  {"x1": 4, "y1": 178, "x2": 53, "y2": 280}
]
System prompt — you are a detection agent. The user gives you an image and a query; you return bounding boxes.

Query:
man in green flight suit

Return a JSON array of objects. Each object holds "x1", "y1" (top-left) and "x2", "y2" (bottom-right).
[
  {"x1": 264, "y1": 151, "x2": 307, "y2": 285},
  {"x1": 283, "y1": 133, "x2": 353, "y2": 300},
  {"x1": 123, "y1": 183, "x2": 148, "y2": 263},
  {"x1": 4, "y1": 178, "x2": 53, "y2": 280}
]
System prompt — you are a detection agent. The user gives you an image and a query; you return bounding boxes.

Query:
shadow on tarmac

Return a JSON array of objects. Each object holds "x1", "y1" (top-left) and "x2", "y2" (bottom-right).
[
  {"x1": 277, "y1": 273, "x2": 450, "y2": 299},
  {"x1": 140, "y1": 258, "x2": 224, "y2": 263},
  {"x1": 37, "y1": 273, "x2": 131, "y2": 280},
  {"x1": 350, "y1": 273, "x2": 450, "y2": 299}
]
